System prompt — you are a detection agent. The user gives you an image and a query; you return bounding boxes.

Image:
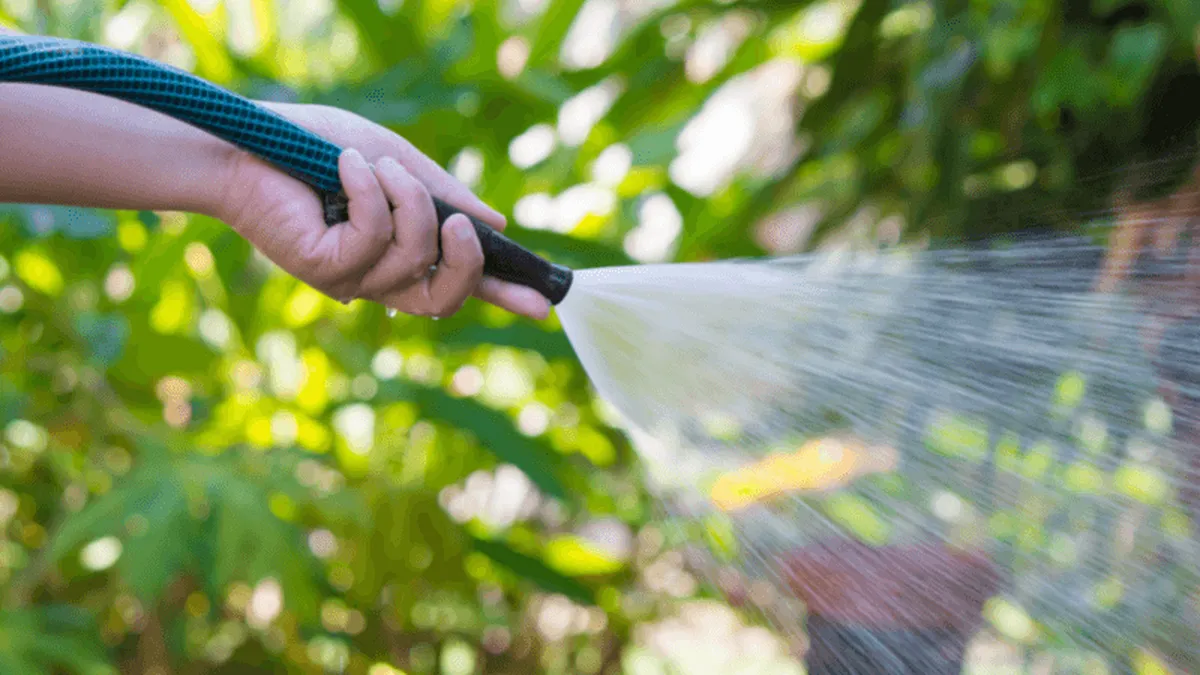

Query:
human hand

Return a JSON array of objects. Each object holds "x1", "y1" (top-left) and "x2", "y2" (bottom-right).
[{"x1": 214, "y1": 102, "x2": 551, "y2": 320}]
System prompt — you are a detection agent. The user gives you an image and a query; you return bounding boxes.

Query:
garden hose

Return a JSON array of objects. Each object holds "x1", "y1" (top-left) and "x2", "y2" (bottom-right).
[{"x1": 0, "y1": 35, "x2": 574, "y2": 304}]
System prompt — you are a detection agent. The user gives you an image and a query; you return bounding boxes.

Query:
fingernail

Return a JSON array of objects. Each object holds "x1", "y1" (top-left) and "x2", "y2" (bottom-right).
[
  {"x1": 378, "y1": 156, "x2": 401, "y2": 173},
  {"x1": 455, "y1": 218, "x2": 472, "y2": 240},
  {"x1": 344, "y1": 148, "x2": 365, "y2": 167}
]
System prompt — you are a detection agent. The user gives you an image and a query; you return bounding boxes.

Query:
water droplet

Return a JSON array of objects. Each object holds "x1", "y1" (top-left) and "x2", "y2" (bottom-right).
[{"x1": 386, "y1": 308, "x2": 398, "y2": 318}]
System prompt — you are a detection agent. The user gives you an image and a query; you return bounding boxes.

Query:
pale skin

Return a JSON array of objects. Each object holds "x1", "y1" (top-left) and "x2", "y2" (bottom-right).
[{"x1": 0, "y1": 26, "x2": 552, "y2": 321}]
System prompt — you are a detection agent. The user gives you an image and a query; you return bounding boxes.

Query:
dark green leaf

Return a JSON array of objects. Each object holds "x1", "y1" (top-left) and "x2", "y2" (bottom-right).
[{"x1": 413, "y1": 386, "x2": 569, "y2": 499}]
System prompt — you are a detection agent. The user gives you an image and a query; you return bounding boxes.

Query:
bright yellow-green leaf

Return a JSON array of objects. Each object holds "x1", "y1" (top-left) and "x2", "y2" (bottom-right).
[
  {"x1": 150, "y1": 280, "x2": 194, "y2": 334},
  {"x1": 159, "y1": 0, "x2": 235, "y2": 83},
  {"x1": 704, "y1": 513, "x2": 739, "y2": 562},
  {"x1": 250, "y1": 0, "x2": 278, "y2": 54},
  {"x1": 1093, "y1": 577, "x2": 1124, "y2": 609},
  {"x1": 995, "y1": 433, "x2": 1021, "y2": 472},
  {"x1": 926, "y1": 412, "x2": 988, "y2": 462},
  {"x1": 544, "y1": 535, "x2": 624, "y2": 576},
  {"x1": 246, "y1": 416, "x2": 273, "y2": 448},
  {"x1": 1021, "y1": 442, "x2": 1053, "y2": 479},
  {"x1": 1133, "y1": 648, "x2": 1172, "y2": 675},
  {"x1": 117, "y1": 219, "x2": 148, "y2": 252},
  {"x1": 824, "y1": 493, "x2": 889, "y2": 545},
  {"x1": 297, "y1": 348, "x2": 331, "y2": 413},
  {"x1": 284, "y1": 285, "x2": 325, "y2": 328},
  {"x1": 14, "y1": 250, "x2": 63, "y2": 296},
  {"x1": 984, "y1": 597, "x2": 1037, "y2": 643},
  {"x1": 1055, "y1": 370, "x2": 1086, "y2": 407},
  {"x1": 769, "y1": 0, "x2": 858, "y2": 61},
  {"x1": 268, "y1": 492, "x2": 296, "y2": 521},
  {"x1": 1114, "y1": 464, "x2": 1170, "y2": 505},
  {"x1": 1064, "y1": 461, "x2": 1105, "y2": 494},
  {"x1": 616, "y1": 167, "x2": 667, "y2": 198},
  {"x1": 1163, "y1": 507, "x2": 1192, "y2": 540},
  {"x1": 575, "y1": 427, "x2": 615, "y2": 466}
]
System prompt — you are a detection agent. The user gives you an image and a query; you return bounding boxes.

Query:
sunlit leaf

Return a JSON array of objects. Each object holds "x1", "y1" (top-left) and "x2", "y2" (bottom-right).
[
  {"x1": 159, "y1": 0, "x2": 235, "y2": 83},
  {"x1": 822, "y1": 493, "x2": 889, "y2": 546},
  {"x1": 470, "y1": 536, "x2": 595, "y2": 605},
  {"x1": 544, "y1": 534, "x2": 623, "y2": 576}
]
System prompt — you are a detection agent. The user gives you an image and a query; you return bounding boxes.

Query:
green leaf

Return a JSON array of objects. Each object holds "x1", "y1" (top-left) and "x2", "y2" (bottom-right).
[
  {"x1": 0, "y1": 607, "x2": 113, "y2": 675},
  {"x1": 413, "y1": 387, "x2": 569, "y2": 499},
  {"x1": 441, "y1": 323, "x2": 575, "y2": 360},
  {"x1": 338, "y1": 0, "x2": 424, "y2": 65},
  {"x1": 51, "y1": 450, "x2": 326, "y2": 621},
  {"x1": 470, "y1": 536, "x2": 596, "y2": 604},
  {"x1": 626, "y1": 122, "x2": 686, "y2": 166},
  {"x1": 526, "y1": 0, "x2": 588, "y2": 68},
  {"x1": 118, "y1": 480, "x2": 190, "y2": 602},
  {"x1": 1105, "y1": 23, "x2": 1167, "y2": 106},
  {"x1": 1033, "y1": 46, "x2": 1101, "y2": 119},
  {"x1": 512, "y1": 69, "x2": 579, "y2": 106}
]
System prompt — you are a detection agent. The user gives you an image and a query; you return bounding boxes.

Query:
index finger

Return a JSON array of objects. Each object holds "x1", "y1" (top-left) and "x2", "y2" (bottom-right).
[
  {"x1": 382, "y1": 136, "x2": 507, "y2": 233},
  {"x1": 474, "y1": 277, "x2": 552, "y2": 321}
]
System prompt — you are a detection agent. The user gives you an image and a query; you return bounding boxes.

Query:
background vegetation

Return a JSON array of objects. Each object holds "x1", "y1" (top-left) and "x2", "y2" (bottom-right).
[{"x1": 1, "y1": 0, "x2": 1199, "y2": 673}]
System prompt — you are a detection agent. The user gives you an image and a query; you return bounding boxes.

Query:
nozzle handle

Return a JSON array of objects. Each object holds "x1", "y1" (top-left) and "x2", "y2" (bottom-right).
[{"x1": 434, "y1": 201, "x2": 574, "y2": 305}]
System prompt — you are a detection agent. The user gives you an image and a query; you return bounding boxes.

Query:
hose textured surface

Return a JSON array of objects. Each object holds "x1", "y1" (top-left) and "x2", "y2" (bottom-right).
[{"x1": 0, "y1": 35, "x2": 573, "y2": 303}]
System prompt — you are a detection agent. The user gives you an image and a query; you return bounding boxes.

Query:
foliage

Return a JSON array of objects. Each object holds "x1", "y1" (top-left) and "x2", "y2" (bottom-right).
[{"x1": 0, "y1": 0, "x2": 1198, "y2": 673}]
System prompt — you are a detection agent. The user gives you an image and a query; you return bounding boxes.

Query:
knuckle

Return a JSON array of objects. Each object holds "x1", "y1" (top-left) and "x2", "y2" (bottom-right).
[
  {"x1": 368, "y1": 220, "x2": 394, "y2": 247},
  {"x1": 297, "y1": 251, "x2": 337, "y2": 286},
  {"x1": 390, "y1": 254, "x2": 432, "y2": 283},
  {"x1": 393, "y1": 178, "x2": 431, "y2": 214},
  {"x1": 418, "y1": 248, "x2": 440, "y2": 271}
]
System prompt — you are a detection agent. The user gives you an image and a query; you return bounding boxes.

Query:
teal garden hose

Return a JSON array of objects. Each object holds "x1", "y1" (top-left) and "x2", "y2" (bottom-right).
[{"x1": 0, "y1": 35, "x2": 574, "y2": 305}]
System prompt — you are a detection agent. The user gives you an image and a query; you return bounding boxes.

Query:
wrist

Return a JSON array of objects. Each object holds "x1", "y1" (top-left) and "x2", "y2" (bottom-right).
[{"x1": 206, "y1": 138, "x2": 252, "y2": 225}]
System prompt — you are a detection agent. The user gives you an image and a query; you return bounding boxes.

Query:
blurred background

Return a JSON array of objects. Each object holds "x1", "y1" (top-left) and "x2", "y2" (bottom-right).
[{"x1": 2, "y1": 0, "x2": 1200, "y2": 673}]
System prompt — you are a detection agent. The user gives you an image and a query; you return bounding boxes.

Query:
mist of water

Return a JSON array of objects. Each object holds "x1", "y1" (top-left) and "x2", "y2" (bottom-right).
[{"x1": 556, "y1": 213, "x2": 1200, "y2": 672}]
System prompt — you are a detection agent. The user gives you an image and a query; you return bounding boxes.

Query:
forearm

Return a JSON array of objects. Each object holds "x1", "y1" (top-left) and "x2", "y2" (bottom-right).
[{"x1": 0, "y1": 29, "x2": 238, "y2": 217}]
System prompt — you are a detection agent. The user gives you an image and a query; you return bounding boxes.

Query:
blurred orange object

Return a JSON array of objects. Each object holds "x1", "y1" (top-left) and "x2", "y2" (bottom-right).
[{"x1": 709, "y1": 436, "x2": 898, "y2": 512}]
